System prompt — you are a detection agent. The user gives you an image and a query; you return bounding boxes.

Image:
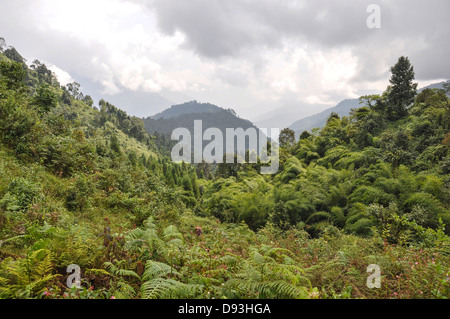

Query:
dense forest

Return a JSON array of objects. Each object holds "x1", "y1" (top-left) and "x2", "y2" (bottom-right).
[{"x1": 0, "y1": 39, "x2": 449, "y2": 299}]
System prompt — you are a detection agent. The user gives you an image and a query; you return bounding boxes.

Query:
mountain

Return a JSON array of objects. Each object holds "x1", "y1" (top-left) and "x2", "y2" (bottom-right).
[
  {"x1": 150, "y1": 100, "x2": 227, "y2": 120},
  {"x1": 289, "y1": 80, "x2": 450, "y2": 137},
  {"x1": 144, "y1": 101, "x2": 256, "y2": 135},
  {"x1": 143, "y1": 101, "x2": 264, "y2": 157},
  {"x1": 289, "y1": 99, "x2": 361, "y2": 137},
  {"x1": 252, "y1": 99, "x2": 330, "y2": 131},
  {"x1": 420, "y1": 80, "x2": 450, "y2": 91}
]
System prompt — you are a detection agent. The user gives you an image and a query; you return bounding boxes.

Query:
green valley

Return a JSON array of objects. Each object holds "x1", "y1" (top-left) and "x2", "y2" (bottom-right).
[{"x1": 0, "y1": 40, "x2": 449, "y2": 300}]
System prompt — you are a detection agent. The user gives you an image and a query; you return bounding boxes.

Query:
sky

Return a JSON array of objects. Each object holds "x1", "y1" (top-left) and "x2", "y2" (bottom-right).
[{"x1": 0, "y1": 0, "x2": 449, "y2": 129}]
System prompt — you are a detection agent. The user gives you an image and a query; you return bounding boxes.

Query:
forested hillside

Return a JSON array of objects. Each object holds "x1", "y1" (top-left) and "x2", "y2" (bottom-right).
[
  {"x1": 0, "y1": 41, "x2": 449, "y2": 299},
  {"x1": 143, "y1": 101, "x2": 260, "y2": 157},
  {"x1": 289, "y1": 81, "x2": 450, "y2": 138},
  {"x1": 289, "y1": 99, "x2": 361, "y2": 137},
  {"x1": 150, "y1": 101, "x2": 231, "y2": 120}
]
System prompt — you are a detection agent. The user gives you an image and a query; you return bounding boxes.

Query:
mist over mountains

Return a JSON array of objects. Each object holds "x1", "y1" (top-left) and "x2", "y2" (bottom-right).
[
  {"x1": 289, "y1": 99, "x2": 361, "y2": 138},
  {"x1": 288, "y1": 80, "x2": 450, "y2": 137},
  {"x1": 143, "y1": 101, "x2": 264, "y2": 157},
  {"x1": 143, "y1": 80, "x2": 449, "y2": 143}
]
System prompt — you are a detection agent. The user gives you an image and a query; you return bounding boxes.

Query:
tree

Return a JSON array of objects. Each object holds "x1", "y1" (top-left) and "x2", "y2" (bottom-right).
[
  {"x1": 387, "y1": 56, "x2": 417, "y2": 120},
  {"x1": 279, "y1": 128, "x2": 296, "y2": 149},
  {"x1": 217, "y1": 154, "x2": 241, "y2": 178},
  {"x1": 196, "y1": 160, "x2": 212, "y2": 179},
  {"x1": 33, "y1": 84, "x2": 58, "y2": 113},
  {"x1": 299, "y1": 130, "x2": 311, "y2": 140},
  {"x1": 30, "y1": 60, "x2": 54, "y2": 85},
  {"x1": 61, "y1": 88, "x2": 72, "y2": 105},
  {"x1": 110, "y1": 134, "x2": 122, "y2": 155},
  {"x1": 443, "y1": 82, "x2": 450, "y2": 95},
  {"x1": 4, "y1": 47, "x2": 25, "y2": 65},
  {"x1": 66, "y1": 82, "x2": 84, "y2": 100},
  {"x1": 0, "y1": 60, "x2": 26, "y2": 90},
  {"x1": 327, "y1": 112, "x2": 340, "y2": 123},
  {"x1": 359, "y1": 94, "x2": 387, "y2": 113},
  {"x1": 82, "y1": 95, "x2": 94, "y2": 107},
  {"x1": 0, "y1": 37, "x2": 6, "y2": 52}
]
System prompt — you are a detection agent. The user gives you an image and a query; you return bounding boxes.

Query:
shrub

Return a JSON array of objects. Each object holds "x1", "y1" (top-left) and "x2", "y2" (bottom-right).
[{"x1": 0, "y1": 177, "x2": 41, "y2": 215}]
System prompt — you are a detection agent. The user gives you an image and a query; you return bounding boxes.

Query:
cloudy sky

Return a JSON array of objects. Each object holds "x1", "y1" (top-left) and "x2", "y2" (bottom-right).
[{"x1": 1, "y1": 0, "x2": 449, "y2": 128}]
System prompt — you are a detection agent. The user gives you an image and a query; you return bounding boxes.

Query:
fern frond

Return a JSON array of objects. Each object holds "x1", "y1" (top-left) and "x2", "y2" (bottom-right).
[
  {"x1": 225, "y1": 279, "x2": 309, "y2": 299},
  {"x1": 85, "y1": 268, "x2": 111, "y2": 276},
  {"x1": 218, "y1": 254, "x2": 241, "y2": 268},
  {"x1": 103, "y1": 261, "x2": 140, "y2": 280},
  {"x1": 166, "y1": 238, "x2": 183, "y2": 247},
  {"x1": 0, "y1": 249, "x2": 58, "y2": 298},
  {"x1": 141, "y1": 260, "x2": 177, "y2": 281},
  {"x1": 163, "y1": 225, "x2": 183, "y2": 241},
  {"x1": 141, "y1": 278, "x2": 203, "y2": 299}
]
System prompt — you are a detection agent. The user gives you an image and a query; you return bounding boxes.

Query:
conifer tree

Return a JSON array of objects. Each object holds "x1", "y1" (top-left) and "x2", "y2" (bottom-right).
[{"x1": 387, "y1": 56, "x2": 417, "y2": 120}]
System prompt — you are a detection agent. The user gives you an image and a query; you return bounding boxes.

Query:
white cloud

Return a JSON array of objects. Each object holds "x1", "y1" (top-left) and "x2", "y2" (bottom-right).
[
  {"x1": 0, "y1": 0, "x2": 448, "y2": 126},
  {"x1": 48, "y1": 65, "x2": 74, "y2": 86},
  {"x1": 24, "y1": 0, "x2": 202, "y2": 96}
]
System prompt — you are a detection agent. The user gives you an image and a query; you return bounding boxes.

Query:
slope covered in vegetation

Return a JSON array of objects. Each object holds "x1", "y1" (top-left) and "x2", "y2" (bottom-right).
[{"x1": 0, "y1": 41, "x2": 448, "y2": 299}]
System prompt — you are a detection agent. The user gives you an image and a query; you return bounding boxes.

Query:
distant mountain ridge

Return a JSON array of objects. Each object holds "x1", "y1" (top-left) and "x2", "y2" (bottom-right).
[
  {"x1": 144, "y1": 101, "x2": 252, "y2": 135},
  {"x1": 143, "y1": 101, "x2": 263, "y2": 157},
  {"x1": 150, "y1": 100, "x2": 235, "y2": 120},
  {"x1": 289, "y1": 99, "x2": 361, "y2": 137},
  {"x1": 288, "y1": 80, "x2": 450, "y2": 137}
]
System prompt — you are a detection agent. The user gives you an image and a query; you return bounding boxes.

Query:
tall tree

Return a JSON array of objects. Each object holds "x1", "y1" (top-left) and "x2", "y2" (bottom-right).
[
  {"x1": 30, "y1": 60, "x2": 54, "y2": 85},
  {"x1": 279, "y1": 128, "x2": 296, "y2": 149},
  {"x1": 66, "y1": 82, "x2": 84, "y2": 100},
  {"x1": 387, "y1": 56, "x2": 417, "y2": 120},
  {"x1": 82, "y1": 95, "x2": 94, "y2": 107}
]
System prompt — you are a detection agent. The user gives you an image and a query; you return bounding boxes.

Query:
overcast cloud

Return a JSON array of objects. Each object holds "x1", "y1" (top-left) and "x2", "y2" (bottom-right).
[{"x1": 0, "y1": 0, "x2": 448, "y2": 127}]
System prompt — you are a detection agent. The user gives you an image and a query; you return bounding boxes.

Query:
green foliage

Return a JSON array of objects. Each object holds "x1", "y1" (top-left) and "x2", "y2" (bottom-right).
[
  {"x1": 387, "y1": 56, "x2": 418, "y2": 120},
  {"x1": 0, "y1": 60, "x2": 26, "y2": 90},
  {"x1": 279, "y1": 128, "x2": 296, "y2": 149},
  {"x1": 223, "y1": 246, "x2": 311, "y2": 299},
  {"x1": 0, "y1": 177, "x2": 41, "y2": 216},
  {"x1": 0, "y1": 45, "x2": 448, "y2": 300},
  {"x1": 109, "y1": 134, "x2": 122, "y2": 155},
  {"x1": 141, "y1": 260, "x2": 203, "y2": 299},
  {"x1": 0, "y1": 249, "x2": 59, "y2": 298},
  {"x1": 33, "y1": 84, "x2": 57, "y2": 113},
  {"x1": 66, "y1": 175, "x2": 93, "y2": 212},
  {"x1": 404, "y1": 193, "x2": 445, "y2": 227}
]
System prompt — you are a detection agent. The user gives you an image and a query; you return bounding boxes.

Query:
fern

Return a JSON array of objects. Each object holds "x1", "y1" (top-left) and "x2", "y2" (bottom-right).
[
  {"x1": 124, "y1": 217, "x2": 165, "y2": 257},
  {"x1": 141, "y1": 278, "x2": 203, "y2": 299},
  {"x1": 306, "y1": 212, "x2": 331, "y2": 224},
  {"x1": 140, "y1": 260, "x2": 203, "y2": 299},
  {"x1": 225, "y1": 279, "x2": 310, "y2": 299},
  {"x1": 0, "y1": 249, "x2": 59, "y2": 298},
  {"x1": 223, "y1": 246, "x2": 312, "y2": 299},
  {"x1": 103, "y1": 260, "x2": 140, "y2": 280},
  {"x1": 141, "y1": 260, "x2": 176, "y2": 281},
  {"x1": 163, "y1": 225, "x2": 183, "y2": 242}
]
